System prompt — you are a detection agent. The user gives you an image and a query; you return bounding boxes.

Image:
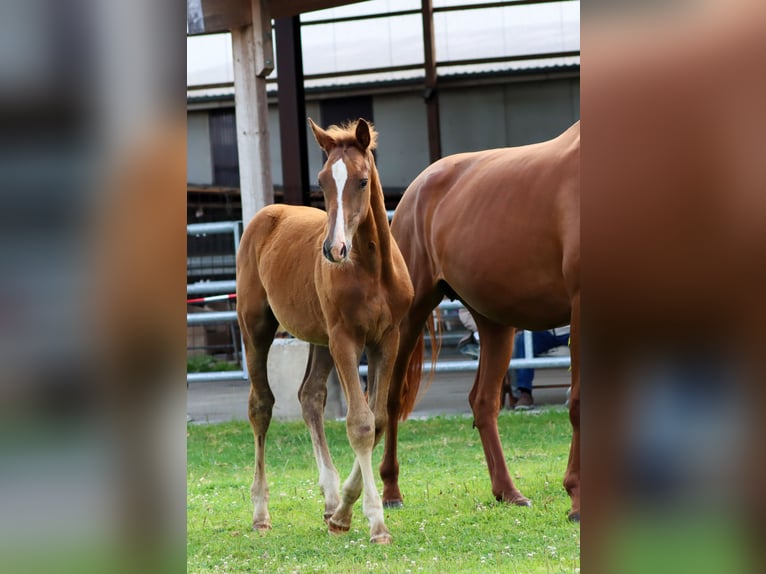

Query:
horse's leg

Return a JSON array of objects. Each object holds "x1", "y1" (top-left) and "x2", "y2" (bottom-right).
[
  {"x1": 298, "y1": 344, "x2": 341, "y2": 522},
  {"x1": 563, "y1": 291, "x2": 581, "y2": 521},
  {"x1": 470, "y1": 315, "x2": 530, "y2": 506},
  {"x1": 322, "y1": 336, "x2": 390, "y2": 529},
  {"x1": 380, "y1": 291, "x2": 442, "y2": 507},
  {"x1": 323, "y1": 341, "x2": 380, "y2": 528},
  {"x1": 367, "y1": 330, "x2": 399, "y2": 445},
  {"x1": 238, "y1": 303, "x2": 279, "y2": 531},
  {"x1": 327, "y1": 333, "x2": 391, "y2": 544}
]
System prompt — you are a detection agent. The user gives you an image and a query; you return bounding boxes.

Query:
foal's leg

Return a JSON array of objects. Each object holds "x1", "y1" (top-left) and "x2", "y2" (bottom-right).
[
  {"x1": 332, "y1": 330, "x2": 400, "y2": 518},
  {"x1": 238, "y1": 305, "x2": 279, "y2": 530},
  {"x1": 298, "y1": 344, "x2": 341, "y2": 521},
  {"x1": 470, "y1": 315, "x2": 530, "y2": 506},
  {"x1": 327, "y1": 333, "x2": 391, "y2": 544},
  {"x1": 563, "y1": 292, "x2": 580, "y2": 521}
]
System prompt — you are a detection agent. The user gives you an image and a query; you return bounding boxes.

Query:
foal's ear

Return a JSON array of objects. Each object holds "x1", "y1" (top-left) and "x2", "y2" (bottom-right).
[
  {"x1": 308, "y1": 118, "x2": 335, "y2": 155},
  {"x1": 355, "y1": 118, "x2": 371, "y2": 151}
]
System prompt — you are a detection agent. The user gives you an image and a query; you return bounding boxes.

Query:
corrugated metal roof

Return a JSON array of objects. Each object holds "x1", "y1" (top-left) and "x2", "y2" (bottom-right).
[{"x1": 187, "y1": 55, "x2": 579, "y2": 103}]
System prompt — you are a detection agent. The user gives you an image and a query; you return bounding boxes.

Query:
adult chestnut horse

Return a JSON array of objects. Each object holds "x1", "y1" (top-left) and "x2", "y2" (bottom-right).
[
  {"x1": 236, "y1": 119, "x2": 413, "y2": 544},
  {"x1": 381, "y1": 121, "x2": 580, "y2": 521}
]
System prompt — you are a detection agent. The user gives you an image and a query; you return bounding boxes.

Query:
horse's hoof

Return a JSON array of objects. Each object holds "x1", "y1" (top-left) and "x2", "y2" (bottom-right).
[
  {"x1": 497, "y1": 493, "x2": 532, "y2": 507},
  {"x1": 568, "y1": 510, "x2": 580, "y2": 523},
  {"x1": 327, "y1": 519, "x2": 350, "y2": 534},
  {"x1": 370, "y1": 533, "x2": 393, "y2": 545},
  {"x1": 383, "y1": 499, "x2": 403, "y2": 509},
  {"x1": 252, "y1": 521, "x2": 272, "y2": 531}
]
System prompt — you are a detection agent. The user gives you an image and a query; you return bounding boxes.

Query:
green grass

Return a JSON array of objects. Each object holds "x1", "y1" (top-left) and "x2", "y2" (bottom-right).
[
  {"x1": 187, "y1": 355, "x2": 241, "y2": 373},
  {"x1": 188, "y1": 408, "x2": 580, "y2": 573}
]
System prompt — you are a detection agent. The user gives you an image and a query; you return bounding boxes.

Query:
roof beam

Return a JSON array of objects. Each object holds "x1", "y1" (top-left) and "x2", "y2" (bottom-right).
[{"x1": 270, "y1": 0, "x2": 362, "y2": 19}]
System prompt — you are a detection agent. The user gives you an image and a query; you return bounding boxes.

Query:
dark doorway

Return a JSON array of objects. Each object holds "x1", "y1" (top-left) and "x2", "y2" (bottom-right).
[
  {"x1": 209, "y1": 109, "x2": 240, "y2": 188},
  {"x1": 320, "y1": 95, "x2": 373, "y2": 129}
]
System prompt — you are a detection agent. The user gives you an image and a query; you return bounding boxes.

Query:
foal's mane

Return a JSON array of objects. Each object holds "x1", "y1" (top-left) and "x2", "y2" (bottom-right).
[{"x1": 325, "y1": 119, "x2": 378, "y2": 152}]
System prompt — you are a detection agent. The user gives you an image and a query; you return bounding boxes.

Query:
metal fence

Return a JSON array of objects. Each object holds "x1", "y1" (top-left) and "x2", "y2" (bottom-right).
[
  {"x1": 186, "y1": 220, "x2": 571, "y2": 383},
  {"x1": 187, "y1": 221, "x2": 246, "y2": 382}
]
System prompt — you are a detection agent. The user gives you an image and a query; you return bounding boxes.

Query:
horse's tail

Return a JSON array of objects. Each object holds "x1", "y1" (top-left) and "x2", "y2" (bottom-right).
[{"x1": 399, "y1": 308, "x2": 442, "y2": 421}]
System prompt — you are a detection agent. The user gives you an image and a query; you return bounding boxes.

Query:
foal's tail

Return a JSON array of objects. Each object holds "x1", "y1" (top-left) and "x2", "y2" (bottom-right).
[{"x1": 399, "y1": 309, "x2": 442, "y2": 421}]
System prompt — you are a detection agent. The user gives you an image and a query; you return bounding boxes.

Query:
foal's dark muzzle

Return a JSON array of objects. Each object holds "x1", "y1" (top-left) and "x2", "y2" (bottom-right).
[
  {"x1": 322, "y1": 238, "x2": 348, "y2": 263},
  {"x1": 322, "y1": 240, "x2": 333, "y2": 262}
]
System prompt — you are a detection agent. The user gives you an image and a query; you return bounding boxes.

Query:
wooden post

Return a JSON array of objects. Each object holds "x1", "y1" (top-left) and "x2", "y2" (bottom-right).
[{"x1": 231, "y1": 0, "x2": 275, "y2": 226}]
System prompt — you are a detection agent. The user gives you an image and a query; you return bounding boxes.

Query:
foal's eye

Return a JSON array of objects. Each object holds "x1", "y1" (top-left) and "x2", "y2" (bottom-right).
[{"x1": 359, "y1": 178, "x2": 368, "y2": 189}]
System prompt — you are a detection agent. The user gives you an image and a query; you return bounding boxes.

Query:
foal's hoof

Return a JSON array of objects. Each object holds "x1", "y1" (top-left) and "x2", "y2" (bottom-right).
[
  {"x1": 370, "y1": 532, "x2": 393, "y2": 545},
  {"x1": 252, "y1": 521, "x2": 272, "y2": 531},
  {"x1": 568, "y1": 510, "x2": 580, "y2": 523},
  {"x1": 383, "y1": 499, "x2": 404, "y2": 509},
  {"x1": 327, "y1": 519, "x2": 350, "y2": 535}
]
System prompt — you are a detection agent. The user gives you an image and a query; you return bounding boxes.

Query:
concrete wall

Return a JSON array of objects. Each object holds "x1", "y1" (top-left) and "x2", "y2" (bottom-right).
[
  {"x1": 503, "y1": 78, "x2": 580, "y2": 146},
  {"x1": 265, "y1": 99, "x2": 326, "y2": 186},
  {"x1": 267, "y1": 338, "x2": 309, "y2": 421},
  {"x1": 267, "y1": 106, "x2": 283, "y2": 187},
  {"x1": 440, "y1": 85, "x2": 508, "y2": 156},
  {"x1": 266, "y1": 338, "x2": 347, "y2": 421},
  {"x1": 372, "y1": 93, "x2": 430, "y2": 189},
  {"x1": 440, "y1": 77, "x2": 580, "y2": 155},
  {"x1": 305, "y1": 100, "x2": 325, "y2": 182}
]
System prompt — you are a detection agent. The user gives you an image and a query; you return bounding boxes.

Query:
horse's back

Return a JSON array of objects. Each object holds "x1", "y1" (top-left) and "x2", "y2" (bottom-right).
[
  {"x1": 392, "y1": 123, "x2": 579, "y2": 328},
  {"x1": 241, "y1": 203, "x2": 324, "y2": 251},
  {"x1": 396, "y1": 122, "x2": 578, "y2": 231},
  {"x1": 239, "y1": 204, "x2": 325, "y2": 285}
]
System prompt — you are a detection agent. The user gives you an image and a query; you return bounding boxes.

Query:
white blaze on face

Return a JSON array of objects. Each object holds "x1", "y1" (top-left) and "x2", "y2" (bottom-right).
[{"x1": 331, "y1": 157, "x2": 348, "y2": 248}]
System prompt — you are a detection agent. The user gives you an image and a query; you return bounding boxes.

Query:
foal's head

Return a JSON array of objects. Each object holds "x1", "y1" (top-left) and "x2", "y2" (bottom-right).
[{"x1": 309, "y1": 118, "x2": 377, "y2": 263}]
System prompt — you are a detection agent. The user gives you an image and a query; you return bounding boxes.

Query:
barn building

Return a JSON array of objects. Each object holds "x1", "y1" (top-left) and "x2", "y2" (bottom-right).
[{"x1": 186, "y1": 0, "x2": 579, "y2": 365}]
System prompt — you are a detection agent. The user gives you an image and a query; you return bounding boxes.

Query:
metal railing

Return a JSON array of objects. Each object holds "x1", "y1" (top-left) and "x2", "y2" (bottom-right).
[
  {"x1": 187, "y1": 221, "x2": 247, "y2": 382},
  {"x1": 186, "y1": 221, "x2": 571, "y2": 383}
]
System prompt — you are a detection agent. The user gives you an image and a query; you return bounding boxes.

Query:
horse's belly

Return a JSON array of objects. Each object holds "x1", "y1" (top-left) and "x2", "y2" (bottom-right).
[
  {"x1": 452, "y1": 272, "x2": 571, "y2": 330},
  {"x1": 266, "y1": 290, "x2": 329, "y2": 345},
  {"x1": 492, "y1": 298, "x2": 571, "y2": 330},
  {"x1": 256, "y1": 240, "x2": 328, "y2": 345},
  {"x1": 277, "y1": 317, "x2": 328, "y2": 346}
]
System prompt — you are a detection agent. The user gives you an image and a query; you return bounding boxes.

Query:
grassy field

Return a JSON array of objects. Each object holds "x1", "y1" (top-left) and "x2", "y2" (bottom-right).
[{"x1": 188, "y1": 407, "x2": 580, "y2": 573}]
